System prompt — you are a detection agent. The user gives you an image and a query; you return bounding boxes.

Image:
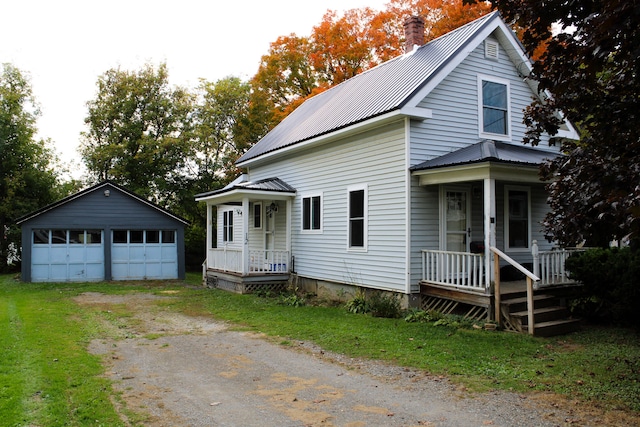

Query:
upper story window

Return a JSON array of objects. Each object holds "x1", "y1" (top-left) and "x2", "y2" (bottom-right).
[
  {"x1": 302, "y1": 194, "x2": 322, "y2": 233},
  {"x1": 348, "y1": 185, "x2": 367, "y2": 251},
  {"x1": 478, "y1": 75, "x2": 511, "y2": 140}
]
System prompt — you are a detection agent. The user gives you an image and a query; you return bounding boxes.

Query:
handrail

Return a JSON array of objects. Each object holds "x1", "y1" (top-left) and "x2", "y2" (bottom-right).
[{"x1": 490, "y1": 246, "x2": 540, "y2": 335}]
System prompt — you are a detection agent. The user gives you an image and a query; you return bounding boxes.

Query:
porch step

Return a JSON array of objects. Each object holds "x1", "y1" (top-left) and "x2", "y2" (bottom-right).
[
  {"x1": 501, "y1": 294, "x2": 581, "y2": 336},
  {"x1": 529, "y1": 318, "x2": 582, "y2": 337},
  {"x1": 511, "y1": 306, "x2": 570, "y2": 325},
  {"x1": 501, "y1": 294, "x2": 558, "y2": 313}
]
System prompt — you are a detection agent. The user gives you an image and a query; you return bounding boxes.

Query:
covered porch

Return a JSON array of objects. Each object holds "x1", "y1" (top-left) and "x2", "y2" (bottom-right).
[
  {"x1": 411, "y1": 140, "x2": 583, "y2": 335},
  {"x1": 195, "y1": 176, "x2": 296, "y2": 293}
]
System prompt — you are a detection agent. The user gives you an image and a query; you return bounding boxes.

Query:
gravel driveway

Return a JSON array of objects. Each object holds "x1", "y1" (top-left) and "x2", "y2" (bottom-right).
[{"x1": 76, "y1": 292, "x2": 607, "y2": 426}]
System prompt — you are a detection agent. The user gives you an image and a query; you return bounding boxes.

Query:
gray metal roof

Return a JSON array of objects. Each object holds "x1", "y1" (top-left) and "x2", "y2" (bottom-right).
[
  {"x1": 237, "y1": 11, "x2": 501, "y2": 165},
  {"x1": 410, "y1": 140, "x2": 560, "y2": 171},
  {"x1": 194, "y1": 177, "x2": 296, "y2": 199}
]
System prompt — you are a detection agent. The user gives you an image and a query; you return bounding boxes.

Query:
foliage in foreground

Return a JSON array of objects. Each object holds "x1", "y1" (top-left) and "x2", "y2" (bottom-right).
[
  {"x1": 1, "y1": 273, "x2": 639, "y2": 425},
  {"x1": 566, "y1": 247, "x2": 640, "y2": 329}
]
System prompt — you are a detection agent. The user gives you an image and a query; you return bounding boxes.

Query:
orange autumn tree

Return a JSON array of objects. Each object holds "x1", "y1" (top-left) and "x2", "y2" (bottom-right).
[{"x1": 252, "y1": 0, "x2": 492, "y2": 122}]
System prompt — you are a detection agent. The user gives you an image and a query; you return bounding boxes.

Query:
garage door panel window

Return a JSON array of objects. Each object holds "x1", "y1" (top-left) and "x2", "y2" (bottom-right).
[
  {"x1": 86, "y1": 230, "x2": 102, "y2": 244},
  {"x1": 130, "y1": 230, "x2": 144, "y2": 244},
  {"x1": 113, "y1": 230, "x2": 128, "y2": 243},
  {"x1": 162, "y1": 230, "x2": 175, "y2": 243},
  {"x1": 33, "y1": 229, "x2": 49, "y2": 244},
  {"x1": 52, "y1": 230, "x2": 66, "y2": 244},
  {"x1": 146, "y1": 230, "x2": 160, "y2": 243}
]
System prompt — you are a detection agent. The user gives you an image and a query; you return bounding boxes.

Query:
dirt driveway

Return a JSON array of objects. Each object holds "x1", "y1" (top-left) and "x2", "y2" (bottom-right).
[{"x1": 76, "y1": 292, "x2": 606, "y2": 427}]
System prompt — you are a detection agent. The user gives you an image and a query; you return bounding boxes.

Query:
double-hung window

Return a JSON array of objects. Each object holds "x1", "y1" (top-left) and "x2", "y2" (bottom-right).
[
  {"x1": 302, "y1": 194, "x2": 322, "y2": 232},
  {"x1": 348, "y1": 185, "x2": 367, "y2": 250},
  {"x1": 478, "y1": 75, "x2": 510, "y2": 140},
  {"x1": 505, "y1": 186, "x2": 530, "y2": 250},
  {"x1": 223, "y1": 210, "x2": 234, "y2": 242}
]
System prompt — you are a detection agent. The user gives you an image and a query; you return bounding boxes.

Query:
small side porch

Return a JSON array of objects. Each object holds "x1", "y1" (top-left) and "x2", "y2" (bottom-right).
[
  {"x1": 195, "y1": 176, "x2": 297, "y2": 294},
  {"x1": 418, "y1": 243, "x2": 584, "y2": 336}
]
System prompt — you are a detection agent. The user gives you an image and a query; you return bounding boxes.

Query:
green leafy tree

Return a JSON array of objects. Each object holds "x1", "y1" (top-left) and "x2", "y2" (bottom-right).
[
  {"x1": 80, "y1": 63, "x2": 194, "y2": 203},
  {"x1": 467, "y1": 0, "x2": 640, "y2": 247},
  {"x1": 0, "y1": 64, "x2": 61, "y2": 272}
]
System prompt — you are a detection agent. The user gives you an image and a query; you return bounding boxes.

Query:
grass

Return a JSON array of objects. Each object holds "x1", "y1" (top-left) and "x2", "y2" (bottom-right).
[{"x1": 1, "y1": 272, "x2": 639, "y2": 425}]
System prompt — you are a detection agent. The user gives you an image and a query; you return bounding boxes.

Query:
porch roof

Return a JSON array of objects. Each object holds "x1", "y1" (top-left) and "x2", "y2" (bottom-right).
[
  {"x1": 410, "y1": 140, "x2": 561, "y2": 172},
  {"x1": 195, "y1": 176, "x2": 296, "y2": 203}
]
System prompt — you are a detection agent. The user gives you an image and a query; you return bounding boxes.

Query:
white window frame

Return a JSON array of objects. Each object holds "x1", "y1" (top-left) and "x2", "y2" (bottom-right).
[
  {"x1": 301, "y1": 193, "x2": 323, "y2": 234},
  {"x1": 477, "y1": 74, "x2": 511, "y2": 141},
  {"x1": 222, "y1": 209, "x2": 234, "y2": 243},
  {"x1": 504, "y1": 185, "x2": 531, "y2": 252},
  {"x1": 347, "y1": 184, "x2": 368, "y2": 252},
  {"x1": 253, "y1": 202, "x2": 262, "y2": 229}
]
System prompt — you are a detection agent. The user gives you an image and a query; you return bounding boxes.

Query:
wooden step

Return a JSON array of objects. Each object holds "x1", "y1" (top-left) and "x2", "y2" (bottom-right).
[
  {"x1": 501, "y1": 294, "x2": 558, "y2": 313},
  {"x1": 532, "y1": 318, "x2": 582, "y2": 337},
  {"x1": 511, "y1": 306, "x2": 570, "y2": 325}
]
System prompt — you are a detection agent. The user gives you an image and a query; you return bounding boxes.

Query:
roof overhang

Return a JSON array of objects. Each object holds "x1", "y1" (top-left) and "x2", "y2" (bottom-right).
[
  {"x1": 195, "y1": 176, "x2": 296, "y2": 205},
  {"x1": 412, "y1": 161, "x2": 543, "y2": 185}
]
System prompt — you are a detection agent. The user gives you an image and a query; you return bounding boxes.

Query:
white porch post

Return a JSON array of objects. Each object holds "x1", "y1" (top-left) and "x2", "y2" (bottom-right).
[
  {"x1": 241, "y1": 197, "x2": 250, "y2": 275},
  {"x1": 286, "y1": 198, "x2": 292, "y2": 269},
  {"x1": 205, "y1": 202, "x2": 212, "y2": 272},
  {"x1": 483, "y1": 178, "x2": 496, "y2": 288}
]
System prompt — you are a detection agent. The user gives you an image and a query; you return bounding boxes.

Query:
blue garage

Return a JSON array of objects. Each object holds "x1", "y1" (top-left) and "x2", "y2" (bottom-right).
[{"x1": 16, "y1": 181, "x2": 188, "y2": 282}]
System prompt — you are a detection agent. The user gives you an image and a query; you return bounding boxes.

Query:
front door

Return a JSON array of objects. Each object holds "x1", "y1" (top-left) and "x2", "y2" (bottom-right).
[
  {"x1": 265, "y1": 207, "x2": 276, "y2": 255},
  {"x1": 444, "y1": 188, "x2": 470, "y2": 252}
]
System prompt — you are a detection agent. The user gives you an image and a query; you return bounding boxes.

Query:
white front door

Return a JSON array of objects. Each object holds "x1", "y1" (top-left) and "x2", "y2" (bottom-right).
[
  {"x1": 444, "y1": 188, "x2": 470, "y2": 252},
  {"x1": 265, "y1": 208, "x2": 276, "y2": 255}
]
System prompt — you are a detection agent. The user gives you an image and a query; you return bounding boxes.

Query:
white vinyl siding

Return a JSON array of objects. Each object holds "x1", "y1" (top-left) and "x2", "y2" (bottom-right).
[{"x1": 248, "y1": 121, "x2": 407, "y2": 292}]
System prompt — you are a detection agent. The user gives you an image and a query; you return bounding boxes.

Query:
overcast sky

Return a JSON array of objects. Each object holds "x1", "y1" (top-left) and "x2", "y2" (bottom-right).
[{"x1": 2, "y1": 0, "x2": 387, "y2": 178}]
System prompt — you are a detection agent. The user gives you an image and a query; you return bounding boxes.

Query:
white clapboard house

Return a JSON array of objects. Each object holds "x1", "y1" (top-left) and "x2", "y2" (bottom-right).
[{"x1": 196, "y1": 12, "x2": 583, "y2": 335}]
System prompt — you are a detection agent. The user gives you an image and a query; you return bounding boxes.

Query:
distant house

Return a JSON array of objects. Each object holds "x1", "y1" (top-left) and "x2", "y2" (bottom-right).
[
  {"x1": 196, "y1": 12, "x2": 582, "y2": 335},
  {"x1": 17, "y1": 181, "x2": 187, "y2": 282}
]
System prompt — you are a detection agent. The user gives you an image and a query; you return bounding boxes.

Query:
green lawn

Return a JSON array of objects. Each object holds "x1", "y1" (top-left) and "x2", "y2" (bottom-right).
[{"x1": 1, "y1": 273, "x2": 638, "y2": 425}]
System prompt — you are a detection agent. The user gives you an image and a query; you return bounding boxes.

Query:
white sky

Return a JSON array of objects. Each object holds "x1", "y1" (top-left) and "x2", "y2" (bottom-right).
[{"x1": 1, "y1": 0, "x2": 388, "y2": 178}]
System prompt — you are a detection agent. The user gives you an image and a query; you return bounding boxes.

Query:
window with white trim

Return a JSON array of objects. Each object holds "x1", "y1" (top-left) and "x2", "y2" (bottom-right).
[
  {"x1": 301, "y1": 194, "x2": 322, "y2": 232},
  {"x1": 478, "y1": 75, "x2": 510, "y2": 139},
  {"x1": 223, "y1": 210, "x2": 234, "y2": 242},
  {"x1": 348, "y1": 185, "x2": 367, "y2": 250},
  {"x1": 505, "y1": 187, "x2": 531, "y2": 250},
  {"x1": 253, "y1": 203, "x2": 262, "y2": 229}
]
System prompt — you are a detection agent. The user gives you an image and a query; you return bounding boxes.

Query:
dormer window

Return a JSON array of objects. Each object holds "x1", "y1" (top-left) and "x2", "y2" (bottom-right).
[{"x1": 478, "y1": 75, "x2": 511, "y2": 140}]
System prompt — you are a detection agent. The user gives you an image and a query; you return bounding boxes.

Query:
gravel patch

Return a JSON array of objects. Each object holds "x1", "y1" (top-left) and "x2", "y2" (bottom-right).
[{"x1": 77, "y1": 292, "x2": 614, "y2": 426}]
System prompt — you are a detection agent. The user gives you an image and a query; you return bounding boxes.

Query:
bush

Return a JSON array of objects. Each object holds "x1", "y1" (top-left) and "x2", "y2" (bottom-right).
[
  {"x1": 566, "y1": 247, "x2": 640, "y2": 329},
  {"x1": 345, "y1": 289, "x2": 403, "y2": 318}
]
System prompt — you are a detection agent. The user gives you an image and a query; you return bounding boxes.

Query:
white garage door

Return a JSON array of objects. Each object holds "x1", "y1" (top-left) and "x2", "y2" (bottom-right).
[
  {"x1": 111, "y1": 230, "x2": 178, "y2": 280},
  {"x1": 31, "y1": 229, "x2": 104, "y2": 282}
]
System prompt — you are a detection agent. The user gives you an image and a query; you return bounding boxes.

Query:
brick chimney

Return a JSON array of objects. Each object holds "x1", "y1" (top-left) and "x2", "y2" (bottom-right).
[{"x1": 404, "y1": 15, "x2": 425, "y2": 53}]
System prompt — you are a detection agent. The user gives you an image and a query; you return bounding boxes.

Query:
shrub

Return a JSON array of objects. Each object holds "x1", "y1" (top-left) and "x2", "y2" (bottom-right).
[
  {"x1": 566, "y1": 247, "x2": 640, "y2": 329},
  {"x1": 345, "y1": 289, "x2": 369, "y2": 314},
  {"x1": 345, "y1": 289, "x2": 403, "y2": 318}
]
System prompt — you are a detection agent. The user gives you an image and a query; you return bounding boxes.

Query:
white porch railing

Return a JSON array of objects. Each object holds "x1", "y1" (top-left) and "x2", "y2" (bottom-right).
[
  {"x1": 249, "y1": 250, "x2": 290, "y2": 273},
  {"x1": 532, "y1": 240, "x2": 584, "y2": 288},
  {"x1": 421, "y1": 250, "x2": 487, "y2": 291},
  {"x1": 206, "y1": 248, "x2": 289, "y2": 274},
  {"x1": 208, "y1": 248, "x2": 243, "y2": 273}
]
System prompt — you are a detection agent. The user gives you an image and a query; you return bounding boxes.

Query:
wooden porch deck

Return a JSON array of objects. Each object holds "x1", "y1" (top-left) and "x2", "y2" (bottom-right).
[
  {"x1": 419, "y1": 279, "x2": 583, "y2": 336},
  {"x1": 203, "y1": 268, "x2": 290, "y2": 294}
]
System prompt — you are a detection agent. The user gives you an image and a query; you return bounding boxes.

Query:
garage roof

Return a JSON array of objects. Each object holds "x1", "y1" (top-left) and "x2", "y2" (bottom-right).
[{"x1": 15, "y1": 180, "x2": 189, "y2": 225}]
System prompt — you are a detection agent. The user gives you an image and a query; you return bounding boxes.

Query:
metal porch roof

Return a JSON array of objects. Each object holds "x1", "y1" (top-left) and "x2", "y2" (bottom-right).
[{"x1": 410, "y1": 140, "x2": 561, "y2": 171}]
